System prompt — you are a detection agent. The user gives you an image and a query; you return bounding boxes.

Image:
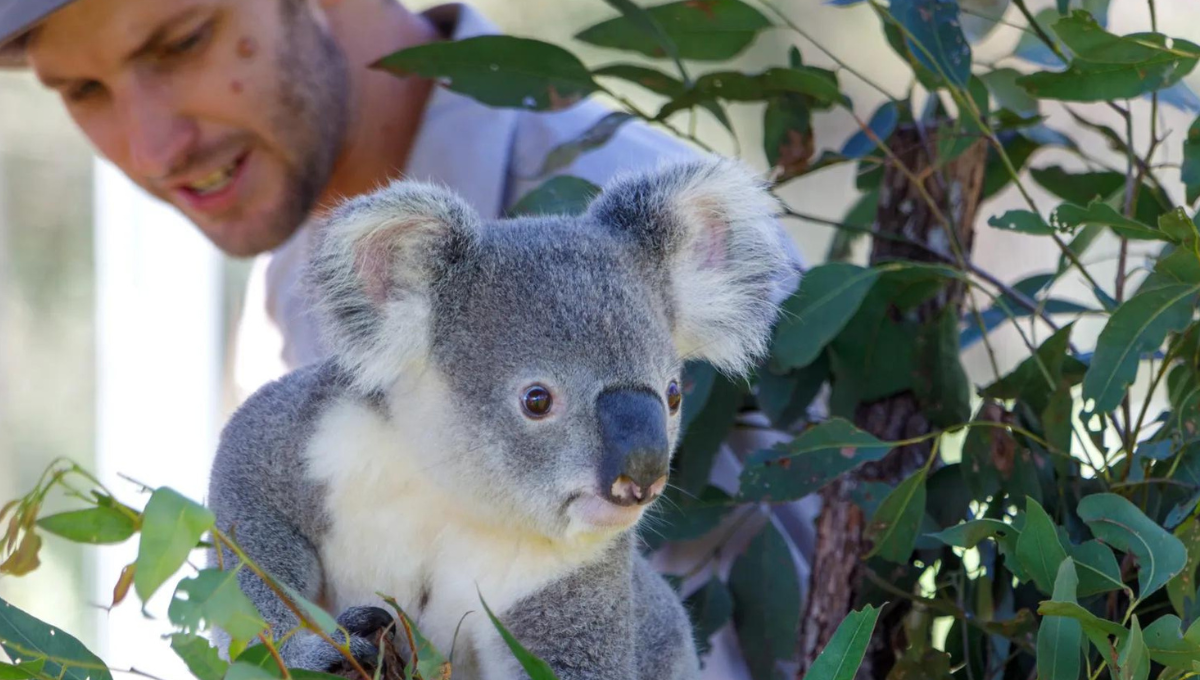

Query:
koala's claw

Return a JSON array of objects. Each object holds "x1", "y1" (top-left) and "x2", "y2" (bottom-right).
[{"x1": 337, "y1": 605, "x2": 396, "y2": 639}]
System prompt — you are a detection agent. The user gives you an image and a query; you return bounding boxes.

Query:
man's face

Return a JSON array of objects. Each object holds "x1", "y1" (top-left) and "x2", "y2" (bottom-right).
[{"x1": 26, "y1": 0, "x2": 350, "y2": 257}]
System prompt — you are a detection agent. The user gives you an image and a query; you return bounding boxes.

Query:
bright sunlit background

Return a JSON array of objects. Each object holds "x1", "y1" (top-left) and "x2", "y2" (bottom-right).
[{"x1": 2, "y1": 0, "x2": 1200, "y2": 675}]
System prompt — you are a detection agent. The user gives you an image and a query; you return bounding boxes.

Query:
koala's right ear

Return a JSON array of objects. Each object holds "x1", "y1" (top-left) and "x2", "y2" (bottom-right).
[{"x1": 306, "y1": 181, "x2": 480, "y2": 393}]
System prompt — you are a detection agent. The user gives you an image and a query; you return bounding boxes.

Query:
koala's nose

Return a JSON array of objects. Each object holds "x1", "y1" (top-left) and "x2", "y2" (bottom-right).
[{"x1": 596, "y1": 388, "x2": 669, "y2": 507}]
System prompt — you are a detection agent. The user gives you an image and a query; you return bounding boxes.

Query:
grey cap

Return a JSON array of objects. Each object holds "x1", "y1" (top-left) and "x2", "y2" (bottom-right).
[{"x1": 0, "y1": 0, "x2": 78, "y2": 66}]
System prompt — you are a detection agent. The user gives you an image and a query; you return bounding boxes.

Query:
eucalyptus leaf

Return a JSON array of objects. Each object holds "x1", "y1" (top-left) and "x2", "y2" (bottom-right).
[
  {"x1": 683, "y1": 577, "x2": 733, "y2": 657},
  {"x1": 888, "y1": 0, "x2": 972, "y2": 87},
  {"x1": 729, "y1": 523, "x2": 801, "y2": 680},
  {"x1": 134, "y1": 487, "x2": 215, "y2": 602},
  {"x1": 1016, "y1": 498, "x2": 1069, "y2": 594},
  {"x1": 0, "y1": 595, "x2": 113, "y2": 680},
  {"x1": 865, "y1": 467, "x2": 927, "y2": 563},
  {"x1": 1037, "y1": 558, "x2": 1082, "y2": 680},
  {"x1": 36, "y1": 507, "x2": 135, "y2": 545},
  {"x1": 480, "y1": 593, "x2": 558, "y2": 680},
  {"x1": 575, "y1": 0, "x2": 770, "y2": 61},
  {"x1": 168, "y1": 568, "x2": 268, "y2": 646},
  {"x1": 507, "y1": 176, "x2": 600, "y2": 217},
  {"x1": 1083, "y1": 284, "x2": 1199, "y2": 414},
  {"x1": 1077, "y1": 493, "x2": 1188, "y2": 599},
  {"x1": 803, "y1": 604, "x2": 881, "y2": 680},
  {"x1": 772, "y1": 263, "x2": 880, "y2": 370},
  {"x1": 739, "y1": 418, "x2": 892, "y2": 502},
  {"x1": 376, "y1": 36, "x2": 598, "y2": 111}
]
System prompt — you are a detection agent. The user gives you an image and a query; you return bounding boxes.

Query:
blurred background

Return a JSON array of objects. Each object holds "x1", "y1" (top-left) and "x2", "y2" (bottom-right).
[{"x1": 2, "y1": 0, "x2": 1200, "y2": 675}]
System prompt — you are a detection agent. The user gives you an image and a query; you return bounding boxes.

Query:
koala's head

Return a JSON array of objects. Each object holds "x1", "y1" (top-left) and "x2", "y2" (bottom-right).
[{"x1": 308, "y1": 159, "x2": 790, "y2": 542}]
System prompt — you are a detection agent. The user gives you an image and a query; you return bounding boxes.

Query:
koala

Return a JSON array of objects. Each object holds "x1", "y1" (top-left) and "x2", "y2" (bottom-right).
[{"x1": 206, "y1": 158, "x2": 792, "y2": 679}]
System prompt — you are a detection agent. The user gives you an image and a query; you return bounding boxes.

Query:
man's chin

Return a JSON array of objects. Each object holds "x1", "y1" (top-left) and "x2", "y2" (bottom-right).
[{"x1": 191, "y1": 211, "x2": 301, "y2": 258}]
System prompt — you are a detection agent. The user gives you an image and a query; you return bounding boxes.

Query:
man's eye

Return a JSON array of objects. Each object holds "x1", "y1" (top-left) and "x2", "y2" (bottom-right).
[
  {"x1": 164, "y1": 23, "x2": 211, "y2": 58},
  {"x1": 66, "y1": 81, "x2": 102, "y2": 102}
]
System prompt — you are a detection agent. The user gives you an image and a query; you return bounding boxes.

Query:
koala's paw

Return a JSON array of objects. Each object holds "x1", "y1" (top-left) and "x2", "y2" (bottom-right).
[{"x1": 286, "y1": 606, "x2": 398, "y2": 675}]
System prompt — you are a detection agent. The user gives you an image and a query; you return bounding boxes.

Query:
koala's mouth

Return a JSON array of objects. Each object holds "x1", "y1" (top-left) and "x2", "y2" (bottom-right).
[{"x1": 568, "y1": 493, "x2": 646, "y2": 530}]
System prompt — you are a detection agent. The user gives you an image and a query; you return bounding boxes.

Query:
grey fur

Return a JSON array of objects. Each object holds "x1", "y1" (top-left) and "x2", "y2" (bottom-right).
[{"x1": 207, "y1": 158, "x2": 788, "y2": 677}]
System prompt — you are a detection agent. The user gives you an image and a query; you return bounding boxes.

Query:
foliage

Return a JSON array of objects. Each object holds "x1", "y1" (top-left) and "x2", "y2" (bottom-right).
[{"x1": 7, "y1": 0, "x2": 1200, "y2": 679}]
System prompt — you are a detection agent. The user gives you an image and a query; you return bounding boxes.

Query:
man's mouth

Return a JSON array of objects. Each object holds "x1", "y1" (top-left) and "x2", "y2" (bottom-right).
[{"x1": 184, "y1": 154, "x2": 246, "y2": 196}]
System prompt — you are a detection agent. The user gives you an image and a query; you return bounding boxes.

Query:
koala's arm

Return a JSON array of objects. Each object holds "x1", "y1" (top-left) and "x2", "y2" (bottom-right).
[
  {"x1": 207, "y1": 363, "x2": 370, "y2": 666},
  {"x1": 488, "y1": 540, "x2": 697, "y2": 680}
]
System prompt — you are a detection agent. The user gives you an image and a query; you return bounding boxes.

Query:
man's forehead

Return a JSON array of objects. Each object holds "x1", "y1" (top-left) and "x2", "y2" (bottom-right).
[{"x1": 29, "y1": 0, "x2": 212, "y2": 81}]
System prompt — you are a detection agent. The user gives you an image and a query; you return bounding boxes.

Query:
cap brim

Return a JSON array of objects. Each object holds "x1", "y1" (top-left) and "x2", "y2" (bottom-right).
[{"x1": 0, "y1": 0, "x2": 79, "y2": 67}]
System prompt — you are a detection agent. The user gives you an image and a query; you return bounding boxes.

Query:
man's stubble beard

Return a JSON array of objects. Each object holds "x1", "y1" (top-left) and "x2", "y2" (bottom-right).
[{"x1": 267, "y1": 3, "x2": 351, "y2": 248}]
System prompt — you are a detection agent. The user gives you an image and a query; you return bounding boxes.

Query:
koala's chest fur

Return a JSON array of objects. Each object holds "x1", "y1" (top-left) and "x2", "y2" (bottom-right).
[{"x1": 302, "y1": 398, "x2": 607, "y2": 672}]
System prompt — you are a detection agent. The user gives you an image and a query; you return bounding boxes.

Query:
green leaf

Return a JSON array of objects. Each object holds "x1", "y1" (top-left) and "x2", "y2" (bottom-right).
[
  {"x1": 1018, "y1": 36, "x2": 1200, "y2": 102},
  {"x1": 1184, "y1": 116, "x2": 1200, "y2": 206},
  {"x1": 674, "y1": 370, "x2": 742, "y2": 495},
  {"x1": 1117, "y1": 617, "x2": 1150, "y2": 680},
  {"x1": 593, "y1": 65, "x2": 731, "y2": 134},
  {"x1": 739, "y1": 419, "x2": 892, "y2": 502},
  {"x1": 1016, "y1": 498, "x2": 1069, "y2": 594},
  {"x1": 1037, "y1": 601, "x2": 1127, "y2": 640},
  {"x1": 168, "y1": 569, "x2": 268, "y2": 646},
  {"x1": 888, "y1": 0, "x2": 972, "y2": 87},
  {"x1": 36, "y1": 507, "x2": 136, "y2": 545},
  {"x1": 1038, "y1": 558, "x2": 1082, "y2": 680},
  {"x1": 657, "y1": 67, "x2": 845, "y2": 120},
  {"x1": 375, "y1": 36, "x2": 598, "y2": 111},
  {"x1": 0, "y1": 660, "x2": 43, "y2": 680},
  {"x1": 1070, "y1": 540, "x2": 1126, "y2": 596},
  {"x1": 913, "y1": 309, "x2": 971, "y2": 427},
  {"x1": 1053, "y1": 11, "x2": 1195, "y2": 64},
  {"x1": 929, "y1": 518, "x2": 1019, "y2": 550},
  {"x1": 575, "y1": 0, "x2": 771, "y2": 61},
  {"x1": 379, "y1": 596, "x2": 449, "y2": 680},
  {"x1": 982, "y1": 67, "x2": 1040, "y2": 117},
  {"x1": 1166, "y1": 515, "x2": 1200, "y2": 617},
  {"x1": 276, "y1": 581, "x2": 338, "y2": 637},
  {"x1": 683, "y1": 577, "x2": 733, "y2": 657},
  {"x1": 1160, "y1": 208, "x2": 1200, "y2": 248},
  {"x1": 841, "y1": 101, "x2": 900, "y2": 159},
  {"x1": 0, "y1": 595, "x2": 113, "y2": 680},
  {"x1": 988, "y1": 210, "x2": 1058, "y2": 235},
  {"x1": 1051, "y1": 200, "x2": 1165, "y2": 241},
  {"x1": 1142, "y1": 615, "x2": 1200, "y2": 669},
  {"x1": 802, "y1": 605, "x2": 881, "y2": 680},
  {"x1": 757, "y1": 353, "x2": 828, "y2": 430},
  {"x1": 480, "y1": 592, "x2": 558, "y2": 680},
  {"x1": 641, "y1": 486, "x2": 731, "y2": 552},
  {"x1": 170, "y1": 634, "x2": 230, "y2": 680},
  {"x1": 134, "y1": 487, "x2": 215, "y2": 602},
  {"x1": 1077, "y1": 493, "x2": 1189, "y2": 599},
  {"x1": 535, "y1": 112, "x2": 633, "y2": 177},
  {"x1": 772, "y1": 263, "x2": 880, "y2": 370},
  {"x1": 1083, "y1": 284, "x2": 1199, "y2": 414},
  {"x1": 865, "y1": 467, "x2": 927, "y2": 562},
  {"x1": 507, "y1": 176, "x2": 600, "y2": 217},
  {"x1": 730, "y1": 523, "x2": 802, "y2": 680}
]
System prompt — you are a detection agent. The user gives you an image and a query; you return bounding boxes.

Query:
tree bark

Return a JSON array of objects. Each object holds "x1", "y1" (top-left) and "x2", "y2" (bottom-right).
[{"x1": 797, "y1": 123, "x2": 987, "y2": 679}]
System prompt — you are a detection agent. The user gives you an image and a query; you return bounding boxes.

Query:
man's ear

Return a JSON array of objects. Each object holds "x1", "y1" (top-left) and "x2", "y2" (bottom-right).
[
  {"x1": 587, "y1": 158, "x2": 792, "y2": 376},
  {"x1": 306, "y1": 180, "x2": 480, "y2": 393}
]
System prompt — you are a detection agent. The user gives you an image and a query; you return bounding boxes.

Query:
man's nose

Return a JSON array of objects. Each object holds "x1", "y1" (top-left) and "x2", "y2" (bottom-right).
[
  {"x1": 596, "y1": 388, "x2": 669, "y2": 507},
  {"x1": 117, "y1": 82, "x2": 198, "y2": 181}
]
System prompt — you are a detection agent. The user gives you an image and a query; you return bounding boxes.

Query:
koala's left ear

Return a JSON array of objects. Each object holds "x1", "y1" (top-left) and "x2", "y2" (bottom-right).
[
  {"x1": 588, "y1": 158, "x2": 793, "y2": 376},
  {"x1": 306, "y1": 181, "x2": 480, "y2": 393}
]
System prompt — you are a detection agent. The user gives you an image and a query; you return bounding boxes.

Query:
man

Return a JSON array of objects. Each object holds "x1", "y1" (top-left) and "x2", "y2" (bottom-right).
[{"x1": 1, "y1": 0, "x2": 816, "y2": 676}]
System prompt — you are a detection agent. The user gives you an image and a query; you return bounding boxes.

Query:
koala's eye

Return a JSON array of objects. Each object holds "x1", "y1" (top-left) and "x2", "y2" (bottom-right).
[
  {"x1": 522, "y1": 385, "x2": 553, "y2": 418},
  {"x1": 667, "y1": 381, "x2": 682, "y2": 414}
]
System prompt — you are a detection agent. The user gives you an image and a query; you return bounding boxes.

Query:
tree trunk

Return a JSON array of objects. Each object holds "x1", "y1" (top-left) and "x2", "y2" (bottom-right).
[{"x1": 797, "y1": 123, "x2": 987, "y2": 679}]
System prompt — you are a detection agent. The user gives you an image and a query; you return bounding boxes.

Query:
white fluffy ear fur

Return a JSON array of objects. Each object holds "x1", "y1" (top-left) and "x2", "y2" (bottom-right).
[
  {"x1": 306, "y1": 180, "x2": 480, "y2": 393},
  {"x1": 588, "y1": 158, "x2": 790, "y2": 376}
]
